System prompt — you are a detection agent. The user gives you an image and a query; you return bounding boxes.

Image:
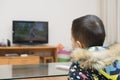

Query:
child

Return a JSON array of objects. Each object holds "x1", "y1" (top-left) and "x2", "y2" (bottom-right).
[{"x1": 68, "y1": 15, "x2": 120, "y2": 80}]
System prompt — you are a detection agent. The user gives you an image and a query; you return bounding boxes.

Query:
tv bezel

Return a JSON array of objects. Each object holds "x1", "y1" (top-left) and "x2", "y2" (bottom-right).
[{"x1": 12, "y1": 20, "x2": 49, "y2": 45}]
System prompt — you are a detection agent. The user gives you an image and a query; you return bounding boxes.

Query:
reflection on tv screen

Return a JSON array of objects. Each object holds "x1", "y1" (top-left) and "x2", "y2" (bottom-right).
[{"x1": 13, "y1": 21, "x2": 48, "y2": 44}]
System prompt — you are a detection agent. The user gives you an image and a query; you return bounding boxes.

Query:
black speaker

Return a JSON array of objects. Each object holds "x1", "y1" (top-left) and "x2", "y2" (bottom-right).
[{"x1": 7, "y1": 39, "x2": 11, "y2": 46}]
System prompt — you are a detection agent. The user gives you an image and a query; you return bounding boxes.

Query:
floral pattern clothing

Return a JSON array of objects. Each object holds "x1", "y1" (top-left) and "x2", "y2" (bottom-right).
[
  {"x1": 68, "y1": 61, "x2": 108, "y2": 80},
  {"x1": 68, "y1": 46, "x2": 120, "y2": 80}
]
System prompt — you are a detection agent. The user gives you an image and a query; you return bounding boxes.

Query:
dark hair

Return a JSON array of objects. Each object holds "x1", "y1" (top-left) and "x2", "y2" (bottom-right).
[{"x1": 72, "y1": 15, "x2": 105, "y2": 48}]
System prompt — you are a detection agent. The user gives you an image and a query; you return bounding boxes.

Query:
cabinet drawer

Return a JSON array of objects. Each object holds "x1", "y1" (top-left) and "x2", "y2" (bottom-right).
[
  {"x1": 9, "y1": 58, "x2": 22, "y2": 65},
  {"x1": 0, "y1": 57, "x2": 9, "y2": 65},
  {"x1": 0, "y1": 56, "x2": 40, "y2": 65},
  {"x1": 19, "y1": 56, "x2": 40, "y2": 64}
]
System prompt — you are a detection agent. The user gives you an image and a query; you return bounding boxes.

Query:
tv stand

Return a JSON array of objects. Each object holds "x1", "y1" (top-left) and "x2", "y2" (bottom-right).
[
  {"x1": 14, "y1": 43, "x2": 48, "y2": 46},
  {"x1": 0, "y1": 45, "x2": 58, "y2": 65}
]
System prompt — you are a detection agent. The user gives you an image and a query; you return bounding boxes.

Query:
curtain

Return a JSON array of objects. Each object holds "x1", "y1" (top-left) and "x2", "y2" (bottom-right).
[
  {"x1": 100, "y1": 0, "x2": 119, "y2": 46},
  {"x1": 117, "y1": 0, "x2": 120, "y2": 42}
]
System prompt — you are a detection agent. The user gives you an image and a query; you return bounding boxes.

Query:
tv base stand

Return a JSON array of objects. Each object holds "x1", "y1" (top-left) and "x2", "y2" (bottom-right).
[{"x1": 0, "y1": 45, "x2": 58, "y2": 65}]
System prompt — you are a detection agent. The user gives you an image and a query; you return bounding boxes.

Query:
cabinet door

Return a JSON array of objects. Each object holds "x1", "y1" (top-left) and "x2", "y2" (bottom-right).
[
  {"x1": 9, "y1": 56, "x2": 40, "y2": 65},
  {"x1": 0, "y1": 57, "x2": 9, "y2": 65},
  {"x1": 0, "y1": 56, "x2": 40, "y2": 65},
  {"x1": 20, "y1": 56, "x2": 40, "y2": 65},
  {"x1": 9, "y1": 57, "x2": 22, "y2": 65}
]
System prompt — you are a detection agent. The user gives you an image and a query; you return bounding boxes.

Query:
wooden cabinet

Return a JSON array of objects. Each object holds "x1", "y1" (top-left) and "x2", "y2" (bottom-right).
[
  {"x1": 0, "y1": 57, "x2": 9, "y2": 65},
  {"x1": 0, "y1": 56, "x2": 40, "y2": 65},
  {"x1": 0, "y1": 45, "x2": 58, "y2": 65}
]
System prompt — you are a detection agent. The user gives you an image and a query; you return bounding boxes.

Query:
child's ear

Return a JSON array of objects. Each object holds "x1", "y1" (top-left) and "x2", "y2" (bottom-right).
[{"x1": 76, "y1": 41, "x2": 82, "y2": 48}]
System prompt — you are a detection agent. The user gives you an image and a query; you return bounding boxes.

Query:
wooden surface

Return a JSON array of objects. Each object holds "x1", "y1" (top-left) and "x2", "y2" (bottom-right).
[
  {"x1": 0, "y1": 56, "x2": 40, "y2": 65},
  {"x1": 0, "y1": 45, "x2": 58, "y2": 65},
  {"x1": 21, "y1": 76, "x2": 67, "y2": 80}
]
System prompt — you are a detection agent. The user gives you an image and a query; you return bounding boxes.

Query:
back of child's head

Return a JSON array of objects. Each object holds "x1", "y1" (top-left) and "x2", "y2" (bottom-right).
[{"x1": 72, "y1": 15, "x2": 105, "y2": 48}]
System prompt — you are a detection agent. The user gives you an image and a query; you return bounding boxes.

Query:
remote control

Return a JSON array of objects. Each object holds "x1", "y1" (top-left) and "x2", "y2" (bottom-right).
[{"x1": 55, "y1": 65, "x2": 70, "y2": 70}]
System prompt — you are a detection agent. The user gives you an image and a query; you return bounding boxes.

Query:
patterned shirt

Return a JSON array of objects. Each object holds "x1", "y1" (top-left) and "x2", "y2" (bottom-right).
[
  {"x1": 68, "y1": 46, "x2": 120, "y2": 80},
  {"x1": 68, "y1": 61, "x2": 108, "y2": 80}
]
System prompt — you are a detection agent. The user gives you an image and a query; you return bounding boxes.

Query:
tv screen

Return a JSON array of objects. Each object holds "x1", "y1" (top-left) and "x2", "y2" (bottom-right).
[{"x1": 13, "y1": 21, "x2": 48, "y2": 45}]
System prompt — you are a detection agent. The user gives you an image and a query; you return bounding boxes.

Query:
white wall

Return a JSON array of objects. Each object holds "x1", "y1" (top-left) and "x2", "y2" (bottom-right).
[{"x1": 0, "y1": 0, "x2": 100, "y2": 48}]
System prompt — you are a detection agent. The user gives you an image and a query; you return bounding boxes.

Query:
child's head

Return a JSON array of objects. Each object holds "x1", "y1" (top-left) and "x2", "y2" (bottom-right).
[{"x1": 71, "y1": 15, "x2": 105, "y2": 48}]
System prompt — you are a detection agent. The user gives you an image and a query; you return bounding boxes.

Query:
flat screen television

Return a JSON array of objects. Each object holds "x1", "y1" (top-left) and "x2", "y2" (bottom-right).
[{"x1": 12, "y1": 20, "x2": 48, "y2": 45}]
